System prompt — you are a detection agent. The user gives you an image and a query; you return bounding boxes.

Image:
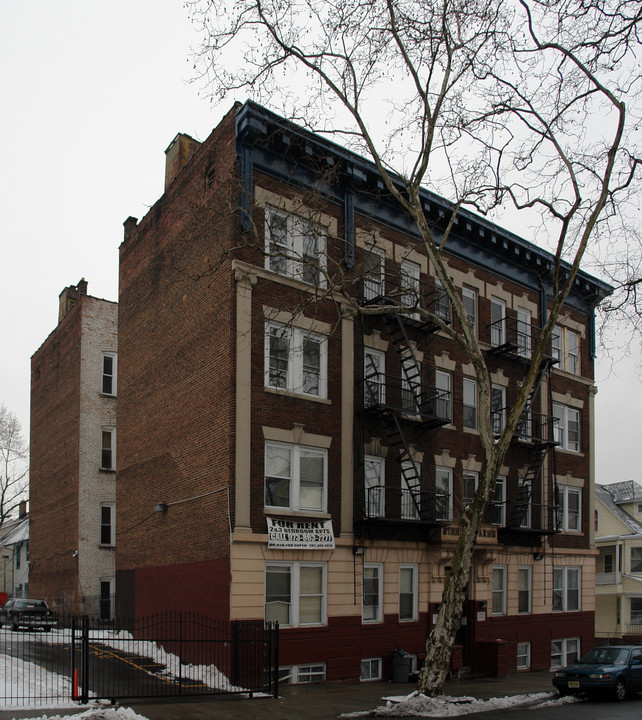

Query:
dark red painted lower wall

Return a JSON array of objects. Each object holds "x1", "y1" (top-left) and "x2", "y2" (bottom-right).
[{"x1": 130, "y1": 559, "x2": 231, "y2": 619}]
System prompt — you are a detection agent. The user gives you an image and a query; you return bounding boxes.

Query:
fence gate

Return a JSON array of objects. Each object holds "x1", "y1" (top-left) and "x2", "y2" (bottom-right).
[{"x1": 70, "y1": 613, "x2": 279, "y2": 702}]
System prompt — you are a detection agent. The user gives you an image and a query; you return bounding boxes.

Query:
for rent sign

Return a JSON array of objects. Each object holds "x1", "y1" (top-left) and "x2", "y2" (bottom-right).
[{"x1": 266, "y1": 517, "x2": 335, "y2": 549}]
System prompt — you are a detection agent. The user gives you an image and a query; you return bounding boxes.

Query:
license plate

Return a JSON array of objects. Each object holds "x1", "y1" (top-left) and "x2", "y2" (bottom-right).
[{"x1": 568, "y1": 681, "x2": 580, "y2": 688}]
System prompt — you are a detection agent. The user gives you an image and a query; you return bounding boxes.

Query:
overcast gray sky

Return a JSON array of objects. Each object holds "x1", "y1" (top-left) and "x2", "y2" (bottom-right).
[{"x1": 0, "y1": 0, "x2": 638, "y2": 488}]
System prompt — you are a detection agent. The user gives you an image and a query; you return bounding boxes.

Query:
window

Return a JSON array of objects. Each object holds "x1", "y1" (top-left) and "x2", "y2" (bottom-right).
[
  {"x1": 360, "y1": 658, "x2": 382, "y2": 681},
  {"x1": 631, "y1": 547, "x2": 642, "y2": 573},
  {"x1": 603, "y1": 553, "x2": 613, "y2": 574},
  {"x1": 490, "y1": 297, "x2": 506, "y2": 347},
  {"x1": 435, "y1": 370, "x2": 451, "y2": 422},
  {"x1": 399, "y1": 565, "x2": 418, "y2": 621},
  {"x1": 516, "y1": 308, "x2": 531, "y2": 358},
  {"x1": 265, "y1": 206, "x2": 326, "y2": 286},
  {"x1": 556, "y1": 486, "x2": 581, "y2": 532},
  {"x1": 274, "y1": 663, "x2": 326, "y2": 685},
  {"x1": 518, "y1": 478, "x2": 532, "y2": 529},
  {"x1": 100, "y1": 578, "x2": 114, "y2": 621},
  {"x1": 492, "y1": 566, "x2": 506, "y2": 615},
  {"x1": 491, "y1": 385, "x2": 506, "y2": 435},
  {"x1": 265, "y1": 442, "x2": 327, "y2": 512},
  {"x1": 552, "y1": 326, "x2": 580, "y2": 375},
  {"x1": 517, "y1": 642, "x2": 531, "y2": 670},
  {"x1": 401, "y1": 461, "x2": 421, "y2": 519},
  {"x1": 463, "y1": 378, "x2": 477, "y2": 430},
  {"x1": 490, "y1": 476, "x2": 506, "y2": 526},
  {"x1": 363, "y1": 247, "x2": 385, "y2": 301},
  {"x1": 265, "y1": 563, "x2": 325, "y2": 627},
  {"x1": 100, "y1": 504, "x2": 115, "y2": 546},
  {"x1": 434, "y1": 279, "x2": 451, "y2": 321},
  {"x1": 364, "y1": 348, "x2": 385, "y2": 407},
  {"x1": 553, "y1": 567, "x2": 580, "y2": 612},
  {"x1": 631, "y1": 598, "x2": 642, "y2": 625},
  {"x1": 400, "y1": 259, "x2": 421, "y2": 317},
  {"x1": 364, "y1": 456, "x2": 385, "y2": 518},
  {"x1": 435, "y1": 466, "x2": 453, "y2": 521},
  {"x1": 551, "y1": 638, "x2": 579, "y2": 668},
  {"x1": 552, "y1": 403, "x2": 580, "y2": 452},
  {"x1": 101, "y1": 353, "x2": 117, "y2": 396},
  {"x1": 518, "y1": 567, "x2": 531, "y2": 614},
  {"x1": 462, "y1": 287, "x2": 477, "y2": 336},
  {"x1": 101, "y1": 428, "x2": 116, "y2": 470},
  {"x1": 463, "y1": 471, "x2": 478, "y2": 508},
  {"x1": 363, "y1": 564, "x2": 383, "y2": 622},
  {"x1": 265, "y1": 323, "x2": 328, "y2": 398}
]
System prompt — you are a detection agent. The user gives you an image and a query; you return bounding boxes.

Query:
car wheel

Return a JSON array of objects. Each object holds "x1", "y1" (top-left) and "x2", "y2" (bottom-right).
[
  {"x1": 11, "y1": 622, "x2": 19, "y2": 631},
  {"x1": 614, "y1": 678, "x2": 628, "y2": 701}
]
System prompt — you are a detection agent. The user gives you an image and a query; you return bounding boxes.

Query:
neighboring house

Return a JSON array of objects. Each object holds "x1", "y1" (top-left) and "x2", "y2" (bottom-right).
[
  {"x1": 29, "y1": 280, "x2": 117, "y2": 617},
  {"x1": 595, "y1": 481, "x2": 642, "y2": 642},
  {"x1": 115, "y1": 101, "x2": 609, "y2": 682},
  {"x1": 0, "y1": 501, "x2": 29, "y2": 598}
]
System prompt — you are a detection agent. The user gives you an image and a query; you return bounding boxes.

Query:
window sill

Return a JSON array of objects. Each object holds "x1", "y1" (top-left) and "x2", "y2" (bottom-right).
[
  {"x1": 100, "y1": 392, "x2": 117, "y2": 398},
  {"x1": 264, "y1": 387, "x2": 331, "y2": 404},
  {"x1": 264, "y1": 508, "x2": 331, "y2": 520},
  {"x1": 99, "y1": 468, "x2": 116, "y2": 474}
]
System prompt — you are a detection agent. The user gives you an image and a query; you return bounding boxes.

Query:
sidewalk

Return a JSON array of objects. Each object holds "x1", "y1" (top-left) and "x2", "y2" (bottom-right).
[{"x1": 1, "y1": 671, "x2": 556, "y2": 720}]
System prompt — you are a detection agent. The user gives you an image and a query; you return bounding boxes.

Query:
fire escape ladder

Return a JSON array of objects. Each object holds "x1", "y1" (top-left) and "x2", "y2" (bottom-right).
[{"x1": 378, "y1": 410, "x2": 423, "y2": 518}]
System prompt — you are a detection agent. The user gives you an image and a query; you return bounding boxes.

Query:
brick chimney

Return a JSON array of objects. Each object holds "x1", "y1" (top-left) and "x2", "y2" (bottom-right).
[
  {"x1": 164, "y1": 133, "x2": 201, "y2": 190},
  {"x1": 18, "y1": 500, "x2": 27, "y2": 518},
  {"x1": 58, "y1": 279, "x2": 88, "y2": 323}
]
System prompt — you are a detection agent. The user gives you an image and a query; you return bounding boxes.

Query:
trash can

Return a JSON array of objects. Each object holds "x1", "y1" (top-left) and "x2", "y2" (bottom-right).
[{"x1": 392, "y1": 650, "x2": 412, "y2": 682}]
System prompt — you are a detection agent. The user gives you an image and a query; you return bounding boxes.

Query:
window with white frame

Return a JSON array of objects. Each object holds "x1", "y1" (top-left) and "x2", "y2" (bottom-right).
[
  {"x1": 264, "y1": 442, "x2": 327, "y2": 512},
  {"x1": 491, "y1": 385, "x2": 506, "y2": 435},
  {"x1": 101, "y1": 428, "x2": 116, "y2": 470},
  {"x1": 265, "y1": 322, "x2": 328, "y2": 398},
  {"x1": 363, "y1": 247, "x2": 385, "y2": 301},
  {"x1": 492, "y1": 566, "x2": 506, "y2": 615},
  {"x1": 400, "y1": 259, "x2": 421, "y2": 318},
  {"x1": 518, "y1": 567, "x2": 531, "y2": 614},
  {"x1": 364, "y1": 456, "x2": 385, "y2": 518},
  {"x1": 518, "y1": 478, "x2": 532, "y2": 529},
  {"x1": 399, "y1": 565, "x2": 418, "y2": 621},
  {"x1": 463, "y1": 378, "x2": 477, "y2": 430},
  {"x1": 463, "y1": 471, "x2": 478, "y2": 508},
  {"x1": 552, "y1": 403, "x2": 580, "y2": 452},
  {"x1": 631, "y1": 547, "x2": 642, "y2": 573},
  {"x1": 363, "y1": 564, "x2": 383, "y2": 622},
  {"x1": 553, "y1": 567, "x2": 580, "y2": 612},
  {"x1": 516, "y1": 308, "x2": 532, "y2": 358},
  {"x1": 434, "y1": 278, "x2": 451, "y2": 321},
  {"x1": 516, "y1": 642, "x2": 531, "y2": 670},
  {"x1": 274, "y1": 663, "x2": 326, "y2": 685},
  {"x1": 401, "y1": 461, "x2": 421, "y2": 519},
  {"x1": 101, "y1": 353, "x2": 117, "y2": 396},
  {"x1": 435, "y1": 466, "x2": 453, "y2": 521},
  {"x1": 265, "y1": 205, "x2": 326, "y2": 286},
  {"x1": 435, "y1": 370, "x2": 451, "y2": 422},
  {"x1": 100, "y1": 578, "x2": 114, "y2": 621},
  {"x1": 551, "y1": 638, "x2": 579, "y2": 668},
  {"x1": 265, "y1": 562, "x2": 325, "y2": 627},
  {"x1": 462, "y1": 287, "x2": 477, "y2": 336},
  {"x1": 552, "y1": 326, "x2": 580, "y2": 375},
  {"x1": 556, "y1": 486, "x2": 581, "y2": 532},
  {"x1": 490, "y1": 475, "x2": 506, "y2": 526},
  {"x1": 490, "y1": 297, "x2": 506, "y2": 347},
  {"x1": 100, "y1": 504, "x2": 115, "y2": 546},
  {"x1": 360, "y1": 658, "x2": 382, "y2": 681},
  {"x1": 364, "y1": 348, "x2": 385, "y2": 407},
  {"x1": 631, "y1": 598, "x2": 642, "y2": 625}
]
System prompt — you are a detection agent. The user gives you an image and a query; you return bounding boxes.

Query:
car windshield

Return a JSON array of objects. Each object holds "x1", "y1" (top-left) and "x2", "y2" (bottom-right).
[
  {"x1": 580, "y1": 648, "x2": 629, "y2": 665},
  {"x1": 16, "y1": 600, "x2": 48, "y2": 609}
]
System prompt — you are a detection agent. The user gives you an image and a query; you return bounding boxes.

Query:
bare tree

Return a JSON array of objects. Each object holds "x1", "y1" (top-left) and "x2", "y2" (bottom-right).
[
  {"x1": 188, "y1": 0, "x2": 641, "y2": 694},
  {"x1": 0, "y1": 404, "x2": 28, "y2": 529}
]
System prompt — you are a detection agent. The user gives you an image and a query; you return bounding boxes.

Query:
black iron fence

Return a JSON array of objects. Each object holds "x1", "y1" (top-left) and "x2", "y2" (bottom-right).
[{"x1": 0, "y1": 613, "x2": 279, "y2": 706}]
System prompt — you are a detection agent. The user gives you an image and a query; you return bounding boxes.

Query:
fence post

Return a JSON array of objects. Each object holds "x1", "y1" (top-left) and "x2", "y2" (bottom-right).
[
  {"x1": 178, "y1": 612, "x2": 183, "y2": 697},
  {"x1": 273, "y1": 621, "x2": 279, "y2": 699},
  {"x1": 71, "y1": 616, "x2": 77, "y2": 701},
  {"x1": 232, "y1": 620, "x2": 240, "y2": 687},
  {"x1": 81, "y1": 616, "x2": 90, "y2": 704}
]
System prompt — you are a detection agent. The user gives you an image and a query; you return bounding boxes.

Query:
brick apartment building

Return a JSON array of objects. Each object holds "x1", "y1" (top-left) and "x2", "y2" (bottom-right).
[
  {"x1": 114, "y1": 101, "x2": 608, "y2": 683},
  {"x1": 30, "y1": 281, "x2": 118, "y2": 617}
]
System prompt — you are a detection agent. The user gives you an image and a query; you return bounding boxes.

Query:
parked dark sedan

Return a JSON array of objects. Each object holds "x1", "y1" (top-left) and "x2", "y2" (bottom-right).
[
  {"x1": 0, "y1": 598, "x2": 57, "y2": 631},
  {"x1": 553, "y1": 645, "x2": 642, "y2": 700}
]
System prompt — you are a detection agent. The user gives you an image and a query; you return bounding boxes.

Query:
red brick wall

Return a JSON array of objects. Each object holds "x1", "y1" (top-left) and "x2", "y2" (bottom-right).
[
  {"x1": 29, "y1": 303, "x2": 82, "y2": 612},
  {"x1": 117, "y1": 106, "x2": 240, "y2": 613}
]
